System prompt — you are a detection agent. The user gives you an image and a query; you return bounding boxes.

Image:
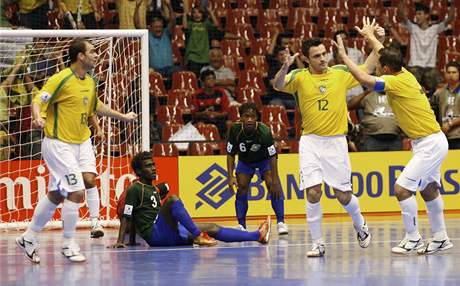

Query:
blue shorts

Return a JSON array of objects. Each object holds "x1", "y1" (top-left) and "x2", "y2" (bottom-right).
[
  {"x1": 147, "y1": 213, "x2": 192, "y2": 246},
  {"x1": 235, "y1": 159, "x2": 271, "y2": 178}
]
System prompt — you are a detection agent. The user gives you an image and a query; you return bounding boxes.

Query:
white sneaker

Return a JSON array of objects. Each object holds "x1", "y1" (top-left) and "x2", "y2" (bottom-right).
[
  {"x1": 306, "y1": 243, "x2": 325, "y2": 257},
  {"x1": 16, "y1": 236, "x2": 40, "y2": 264},
  {"x1": 391, "y1": 237, "x2": 424, "y2": 254},
  {"x1": 277, "y1": 222, "x2": 289, "y2": 235},
  {"x1": 417, "y1": 238, "x2": 453, "y2": 255},
  {"x1": 90, "y1": 221, "x2": 104, "y2": 238},
  {"x1": 62, "y1": 242, "x2": 86, "y2": 262},
  {"x1": 236, "y1": 224, "x2": 247, "y2": 232},
  {"x1": 354, "y1": 222, "x2": 371, "y2": 248}
]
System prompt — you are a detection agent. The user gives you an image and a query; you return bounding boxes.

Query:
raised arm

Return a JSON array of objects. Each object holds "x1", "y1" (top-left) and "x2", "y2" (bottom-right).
[
  {"x1": 335, "y1": 35, "x2": 376, "y2": 90},
  {"x1": 397, "y1": 1, "x2": 408, "y2": 23},
  {"x1": 273, "y1": 48, "x2": 299, "y2": 91},
  {"x1": 443, "y1": 6, "x2": 455, "y2": 25},
  {"x1": 182, "y1": 0, "x2": 189, "y2": 29},
  {"x1": 163, "y1": 0, "x2": 176, "y2": 34}
]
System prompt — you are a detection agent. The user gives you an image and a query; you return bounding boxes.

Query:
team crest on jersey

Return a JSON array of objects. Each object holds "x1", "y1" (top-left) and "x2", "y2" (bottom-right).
[
  {"x1": 250, "y1": 144, "x2": 261, "y2": 152},
  {"x1": 83, "y1": 96, "x2": 89, "y2": 105},
  {"x1": 319, "y1": 85, "x2": 327, "y2": 94}
]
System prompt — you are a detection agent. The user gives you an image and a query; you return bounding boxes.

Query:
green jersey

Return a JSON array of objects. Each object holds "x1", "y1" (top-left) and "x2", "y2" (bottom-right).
[
  {"x1": 122, "y1": 181, "x2": 162, "y2": 242},
  {"x1": 226, "y1": 122, "x2": 277, "y2": 163}
]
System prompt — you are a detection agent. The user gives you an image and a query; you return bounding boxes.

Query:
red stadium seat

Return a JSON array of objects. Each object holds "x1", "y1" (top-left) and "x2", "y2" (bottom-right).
[
  {"x1": 238, "y1": 70, "x2": 266, "y2": 93},
  {"x1": 171, "y1": 71, "x2": 198, "y2": 91},
  {"x1": 189, "y1": 142, "x2": 215, "y2": 155},
  {"x1": 167, "y1": 90, "x2": 193, "y2": 114},
  {"x1": 233, "y1": 23, "x2": 256, "y2": 43},
  {"x1": 196, "y1": 123, "x2": 222, "y2": 141},
  {"x1": 237, "y1": 0, "x2": 263, "y2": 9},
  {"x1": 157, "y1": 105, "x2": 184, "y2": 125},
  {"x1": 236, "y1": 87, "x2": 263, "y2": 108},
  {"x1": 293, "y1": 22, "x2": 318, "y2": 39},
  {"x1": 261, "y1": 105, "x2": 290, "y2": 127},
  {"x1": 227, "y1": 105, "x2": 240, "y2": 121},
  {"x1": 222, "y1": 55, "x2": 240, "y2": 77},
  {"x1": 269, "y1": 0, "x2": 292, "y2": 17},
  {"x1": 172, "y1": 26, "x2": 185, "y2": 49},
  {"x1": 244, "y1": 55, "x2": 269, "y2": 77},
  {"x1": 250, "y1": 38, "x2": 272, "y2": 55},
  {"x1": 149, "y1": 72, "x2": 167, "y2": 98},
  {"x1": 152, "y1": 143, "x2": 179, "y2": 156},
  {"x1": 287, "y1": 8, "x2": 313, "y2": 30},
  {"x1": 162, "y1": 123, "x2": 184, "y2": 141},
  {"x1": 221, "y1": 40, "x2": 246, "y2": 63}
]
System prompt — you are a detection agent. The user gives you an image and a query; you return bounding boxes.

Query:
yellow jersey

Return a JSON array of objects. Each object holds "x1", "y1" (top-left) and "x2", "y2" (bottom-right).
[
  {"x1": 19, "y1": 0, "x2": 47, "y2": 14},
  {"x1": 374, "y1": 68, "x2": 440, "y2": 139},
  {"x1": 33, "y1": 68, "x2": 101, "y2": 144},
  {"x1": 281, "y1": 65, "x2": 361, "y2": 136}
]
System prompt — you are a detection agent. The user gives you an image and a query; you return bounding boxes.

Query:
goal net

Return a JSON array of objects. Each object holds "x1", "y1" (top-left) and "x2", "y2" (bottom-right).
[{"x1": 0, "y1": 30, "x2": 150, "y2": 230}]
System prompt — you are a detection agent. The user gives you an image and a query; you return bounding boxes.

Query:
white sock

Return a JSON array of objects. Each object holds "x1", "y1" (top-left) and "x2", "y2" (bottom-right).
[
  {"x1": 62, "y1": 200, "x2": 80, "y2": 242},
  {"x1": 425, "y1": 196, "x2": 448, "y2": 240},
  {"x1": 399, "y1": 196, "x2": 421, "y2": 240},
  {"x1": 306, "y1": 201, "x2": 323, "y2": 243},
  {"x1": 24, "y1": 196, "x2": 58, "y2": 240},
  {"x1": 86, "y1": 187, "x2": 100, "y2": 225},
  {"x1": 342, "y1": 194, "x2": 365, "y2": 228}
]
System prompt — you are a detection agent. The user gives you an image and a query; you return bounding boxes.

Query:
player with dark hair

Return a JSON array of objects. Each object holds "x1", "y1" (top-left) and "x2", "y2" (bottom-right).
[
  {"x1": 16, "y1": 39, "x2": 137, "y2": 263},
  {"x1": 335, "y1": 17, "x2": 453, "y2": 255},
  {"x1": 272, "y1": 19, "x2": 384, "y2": 257},
  {"x1": 226, "y1": 103, "x2": 288, "y2": 235},
  {"x1": 111, "y1": 151, "x2": 271, "y2": 248}
]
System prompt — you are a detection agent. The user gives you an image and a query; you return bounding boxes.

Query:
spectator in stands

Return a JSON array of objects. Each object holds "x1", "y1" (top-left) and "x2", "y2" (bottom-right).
[
  {"x1": 200, "y1": 48, "x2": 237, "y2": 105},
  {"x1": 398, "y1": 2, "x2": 455, "y2": 96},
  {"x1": 118, "y1": 0, "x2": 147, "y2": 29},
  {"x1": 191, "y1": 70, "x2": 229, "y2": 137},
  {"x1": 0, "y1": 51, "x2": 25, "y2": 159},
  {"x1": 328, "y1": 30, "x2": 364, "y2": 66},
  {"x1": 182, "y1": 0, "x2": 219, "y2": 76},
  {"x1": 348, "y1": 90, "x2": 402, "y2": 151},
  {"x1": 267, "y1": 46, "x2": 303, "y2": 109},
  {"x1": 18, "y1": 0, "x2": 49, "y2": 29},
  {"x1": 58, "y1": 0, "x2": 101, "y2": 29},
  {"x1": 136, "y1": 0, "x2": 181, "y2": 78},
  {"x1": 432, "y1": 61, "x2": 460, "y2": 149}
]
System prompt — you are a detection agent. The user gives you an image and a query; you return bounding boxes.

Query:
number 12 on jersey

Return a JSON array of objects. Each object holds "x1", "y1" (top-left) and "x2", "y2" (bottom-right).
[{"x1": 317, "y1": 99, "x2": 329, "y2": 111}]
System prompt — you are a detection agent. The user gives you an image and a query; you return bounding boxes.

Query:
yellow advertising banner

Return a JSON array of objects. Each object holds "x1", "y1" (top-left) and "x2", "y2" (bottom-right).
[{"x1": 179, "y1": 151, "x2": 460, "y2": 218}]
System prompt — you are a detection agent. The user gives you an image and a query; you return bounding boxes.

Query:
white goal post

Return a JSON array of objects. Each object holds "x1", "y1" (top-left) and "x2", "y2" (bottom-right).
[{"x1": 0, "y1": 29, "x2": 150, "y2": 231}]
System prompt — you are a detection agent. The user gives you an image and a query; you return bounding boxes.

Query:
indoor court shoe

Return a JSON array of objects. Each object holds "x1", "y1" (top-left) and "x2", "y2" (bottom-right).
[
  {"x1": 306, "y1": 243, "x2": 325, "y2": 257},
  {"x1": 236, "y1": 224, "x2": 247, "y2": 232},
  {"x1": 258, "y1": 216, "x2": 271, "y2": 244},
  {"x1": 391, "y1": 237, "x2": 424, "y2": 254},
  {"x1": 193, "y1": 232, "x2": 218, "y2": 247},
  {"x1": 90, "y1": 222, "x2": 104, "y2": 238},
  {"x1": 16, "y1": 236, "x2": 40, "y2": 264},
  {"x1": 417, "y1": 238, "x2": 453, "y2": 255},
  {"x1": 62, "y1": 242, "x2": 86, "y2": 262},
  {"x1": 277, "y1": 222, "x2": 289, "y2": 235},
  {"x1": 355, "y1": 222, "x2": 371, "y2": 248}
]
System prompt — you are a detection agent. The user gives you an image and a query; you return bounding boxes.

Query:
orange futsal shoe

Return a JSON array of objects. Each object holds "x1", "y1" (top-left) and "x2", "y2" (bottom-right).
[{"x1": 193, "y1": 232, "x2": 218, "y2": 247}]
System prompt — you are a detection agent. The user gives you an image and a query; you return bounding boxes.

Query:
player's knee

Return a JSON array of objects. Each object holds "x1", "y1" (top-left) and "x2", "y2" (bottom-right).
[
  {"x1": 334, "y1": 190, "x2": 351, "y2": 205},
  {"x1": 47, "y1": 191, "x2": 64, "y2": 205},
  {"x1": 394, "y1": 184, "x2": 413, "y2": 201},
  {"x1": 420, "y1": 183, "x2": 439, "y2": 201},
  {"x1": 83, "y1": 176, "x2": 97, "y2": 189},
  {"x1": 67, "y1": 190, "x2": 85, "y2": 203},
  {"x1": 306, "y1": 187, "x2": 322, "y2": 203},
  {"x1": 236, "y1": 185, "x2": 249, "y2": 196}
]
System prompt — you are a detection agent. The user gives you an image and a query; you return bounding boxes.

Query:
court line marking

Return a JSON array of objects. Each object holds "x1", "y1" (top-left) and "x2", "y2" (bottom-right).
[{"x1": 1, "y1": 236, "x2": 459, "y2": 257}]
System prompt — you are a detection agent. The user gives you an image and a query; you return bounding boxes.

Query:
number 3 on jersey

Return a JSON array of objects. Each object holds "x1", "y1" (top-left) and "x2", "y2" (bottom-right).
[{"x1": 317, "y1": 99, "x2": 329, "y2": 111}]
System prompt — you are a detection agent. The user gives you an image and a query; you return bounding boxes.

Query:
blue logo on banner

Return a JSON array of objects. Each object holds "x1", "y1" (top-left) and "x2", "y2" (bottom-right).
[{"x1": 195, "y1": 163, "x2": 234, "y2": 209}]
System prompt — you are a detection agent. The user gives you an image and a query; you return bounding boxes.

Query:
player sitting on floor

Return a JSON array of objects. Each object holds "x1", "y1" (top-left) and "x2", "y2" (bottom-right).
[{"x1": 110, "y1": 151, "x2": 271, "y2": 248}]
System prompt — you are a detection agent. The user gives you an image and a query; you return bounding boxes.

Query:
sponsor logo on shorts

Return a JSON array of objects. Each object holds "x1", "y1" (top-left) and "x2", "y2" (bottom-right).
[{"x1": 194, "y1": 163, "x2": 233, "y2": 210}]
